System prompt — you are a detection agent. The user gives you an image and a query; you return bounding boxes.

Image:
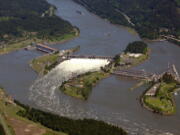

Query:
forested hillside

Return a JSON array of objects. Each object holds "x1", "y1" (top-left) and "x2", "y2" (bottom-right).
[
  {"x1": 0, "y1": 0, "x2": 76, "y2": 51},
  {"x1": 74, "y1": 0, "x2": 180, "y2": 40}
]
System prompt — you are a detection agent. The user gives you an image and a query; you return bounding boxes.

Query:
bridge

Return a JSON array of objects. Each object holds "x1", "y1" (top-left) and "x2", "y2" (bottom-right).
[
  {"x1": 112, "y1": 69, "x2": 155, "y2": 79},
  {"x1": 112, "y1": 64, "x2": 180, "y2": 81},
  {"x1": 67, "y1": 55, "x2": 113, "y2": 60}
]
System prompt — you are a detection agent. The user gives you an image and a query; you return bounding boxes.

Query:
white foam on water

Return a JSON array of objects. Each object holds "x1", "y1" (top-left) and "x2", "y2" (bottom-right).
[
  {"x1": 28, "y1": 58, "x2": 174, "y2": 135},
  {"x1": 29, "y1": 58, "x2": 109, "y2": 108}
]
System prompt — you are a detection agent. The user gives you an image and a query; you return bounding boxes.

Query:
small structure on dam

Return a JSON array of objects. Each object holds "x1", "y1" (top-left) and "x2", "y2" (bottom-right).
[{"x1": 36, "y1": 43, "x2": 58, "y2": 53}]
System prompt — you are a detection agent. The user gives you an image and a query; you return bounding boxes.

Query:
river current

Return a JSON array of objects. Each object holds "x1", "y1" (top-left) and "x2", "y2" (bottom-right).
[{"x1": 0, "y1": 0, "x2": 180, "y2": 134}]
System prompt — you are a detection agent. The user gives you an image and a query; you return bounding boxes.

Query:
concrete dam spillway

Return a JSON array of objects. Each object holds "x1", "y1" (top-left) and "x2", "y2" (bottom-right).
[
  {"x1": 29, "y1": 58, "x2": 109, "y2": 111},
  {"x1": 28, "y1": 0, "x2": 180, "y2": 134},
  {"x1": 0, "y1": 0, "x2": 179, "y2": 134}
]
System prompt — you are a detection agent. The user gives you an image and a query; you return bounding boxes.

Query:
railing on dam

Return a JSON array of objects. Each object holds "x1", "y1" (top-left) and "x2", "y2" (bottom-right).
[
  {"x1": 67, "y1": 55, "x2": 113, "y2": 60},
  {"x1": 112, "y1": 69, "x2": 154, "y2": 79}
]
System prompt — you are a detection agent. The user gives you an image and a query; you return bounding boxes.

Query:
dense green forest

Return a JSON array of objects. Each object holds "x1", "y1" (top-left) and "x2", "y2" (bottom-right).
[
  {"x1": 74, "y1": 0, "x2": 180, "y2": 39},
  {"x1": 125, "y1": 41, "x2": 148, "y2": 54},
  {"x1": 0, "y1": 0, "x2": 75, "y2": 47},
  {"x1": 0, "y1": 124, "x2": 6, "y2": 135},
  {"x1": 16, "y1": 101, "x2": 127, "y2": 135}
]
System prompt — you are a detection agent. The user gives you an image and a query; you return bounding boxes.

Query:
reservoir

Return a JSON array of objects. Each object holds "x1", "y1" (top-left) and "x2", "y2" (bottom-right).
[{"x1": 0, "y1": 0, "x2": 180, "y2": 134}]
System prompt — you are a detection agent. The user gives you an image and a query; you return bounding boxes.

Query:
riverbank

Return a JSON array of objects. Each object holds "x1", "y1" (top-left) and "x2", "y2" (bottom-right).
[
  {"x1": 141, "y1": 72, "x2": 180, "y2": 115},
  {"x1": 73, "y1": 0, "x2": 180, "y2": 46},
  {"x1": 30, "y1": 53, "x2": 59, "y2": 75},
  {"x1": 60, "y1": 71, "x2": 109, "y2": 100},
  {"x1": 16, "y1": 101, "x2": 127, "y2": 135},
  {"x1": 0, "y1": 87, "x2": 127, "y2": 135},
  {"x1": 0, "y1": 87, "x2": 66, "y2": 135},
  {"x1": 59, "y1": 53, "x2": 149, "y2": 100},
  {"x1": 60, "y1": 41, "x2": 150, "y2": 100},
  {"x1": 0, "y1": 28, "x2": 79, "y2": 55},
  {"x1": 142, "y1": 83, "x2": 177, "y2": 115},
  {"x1": 30, "y1": 46, "x2": 80, "y2": 75}
]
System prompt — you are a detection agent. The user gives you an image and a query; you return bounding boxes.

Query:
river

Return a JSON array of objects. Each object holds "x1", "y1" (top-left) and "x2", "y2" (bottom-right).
[{"x1": 0, "y1": 0, "x2": 180, "y2": 134}]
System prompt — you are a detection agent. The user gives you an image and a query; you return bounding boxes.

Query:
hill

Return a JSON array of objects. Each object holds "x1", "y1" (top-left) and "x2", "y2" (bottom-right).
[
  {"x1": 0, "y1": 0, "x2": 77, "y2": 54},
  {"x1": 74, "y1": 0, "x2": 180, "y2": 40}
]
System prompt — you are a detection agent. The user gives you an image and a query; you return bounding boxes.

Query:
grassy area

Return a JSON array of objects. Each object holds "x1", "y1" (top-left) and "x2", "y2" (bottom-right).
[
  {"x1": 43, "y1": 131, "x2": 67, "y2": 135},
  {"x1": 30, "y1": 53, "x2": 59, "y2": 75},
  {"x1": 0, "y1": 38, "x2": 38, "y2": 55},
  {"x1": 0, "y1": 17, "x2": 14, "y2": 22},
  {"x1": 60, "y1": 72, "x2": 108, "y2": 100},
  {"x1": 130, "y1": 53, "x2": 148, "y2": 65},
  {"x1": 30, "y1": 45, "x2": 80, "y2": 75},
  {"x1": 0, "y1": 88, "x2": 66, "y2": 135},
  {"x1": 0, "y1": 112, "x2": 15, "y2": 135},
  {"x1": 120, "y1": 50, "x2": 149, "y2": 68},
  {"x1": 144, "y1": 96, "x2": 175, "y2": 114},
  {"x1": 0, "y1": 28, "x2": 79, "y2": 55},
  {"x1": 175, "y1": 0, "x2": 180, "y2": 6},
  {"x1": 144, "y1": 82, "x2": 177, "y2": 115},
  {"x1": 0, "y1": 124, "x2": 6, "y2": 135},
  {"x1": 59, "y1": 47, "x2": 150, "y2": 100},
  {"x1": 46, "y1": 28, "x2": 79, "y2": 43}
]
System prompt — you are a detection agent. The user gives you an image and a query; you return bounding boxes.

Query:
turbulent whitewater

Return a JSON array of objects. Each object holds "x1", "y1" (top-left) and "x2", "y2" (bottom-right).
[{"x1": 29, "y1": 58, "x2": 109, "y2": 111}]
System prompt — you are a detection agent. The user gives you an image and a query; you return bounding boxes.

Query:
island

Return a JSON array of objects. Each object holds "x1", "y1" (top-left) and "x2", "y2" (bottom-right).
[
  {"x1": 59, "y1": 41, "x2": 149, "y2": 100},
  {"x1": 30, "y1": 46, "x2": 80, "y2": 75},
  {"x1": 0, "y1": 0, "x2": 79, "y2": 55},
  {"x1": 142, "y1": 67, "x2": 180, "y2": 115},
  {"x1": 0, "y1": 87, "x2": 127, "y2": 135}
]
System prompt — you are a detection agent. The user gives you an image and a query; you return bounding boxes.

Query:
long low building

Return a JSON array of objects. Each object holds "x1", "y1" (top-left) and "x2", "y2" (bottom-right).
[{"x1": 36, "y1": 44, "x2": 58, "y2": 53}]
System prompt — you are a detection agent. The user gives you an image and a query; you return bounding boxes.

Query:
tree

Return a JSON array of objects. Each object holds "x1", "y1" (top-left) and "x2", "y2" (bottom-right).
[{"x1": 125, "y1": 41, "x2": 148, "y2": 54}]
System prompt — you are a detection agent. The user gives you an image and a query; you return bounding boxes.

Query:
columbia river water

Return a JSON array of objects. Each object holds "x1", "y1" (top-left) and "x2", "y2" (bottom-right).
[{"x1": 0, "y1": 0, "x2": 180, "y2": 134}]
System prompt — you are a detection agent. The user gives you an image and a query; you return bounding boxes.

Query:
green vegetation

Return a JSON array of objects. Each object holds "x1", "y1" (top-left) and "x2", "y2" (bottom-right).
[
  {"x1": 0, "y1": 0, "x2": 77, "y2": 54},
  {"x1": 144, "y1": 82, "x2": 177, "y2": 115},
  {"x1": 60, "y1": 42, "x2": 150, "y2": 100},
  {"x1": 113, "y1": 54, "x2": 121, "y2": 67},
  {"x1": 0, "y1": 88, "x2": 67, "y2": 135},
  {"x1": 43, "y1": 130, "x2": 67, "y2": 135},
  {"x1": 175, "y1": 0, "x2": 180, "y2": 6},
  {"x1": 125, "y1": 41, "x2": 148, "y2": 54},
  {"x1": 0, "y1": 111, "x2": 15, "y2": 135},
  {"x1": 30, "y1": 46, "x2": 80, "y2": 75},
  {"x1": 16, "y1": 102, "x2": 127, "y2": 135},
  {"x1": 30, "y1": 53, "x2": 59, "y2": 75},
  {"x1": 120, "y1": 51, "x2": 149, "y2": 68},
  {"x1": 74, "y1": 0, "x2": 180, "y2": 40},
  {"x1": 143, "y1": 72, "x2": 180, "y2": 115},
  {"x1": 60, "y1": 72, "x2": 108, "y2": 100},
  {"x1": 0, "y1": 124, "x2": 6, "y2": 135}
]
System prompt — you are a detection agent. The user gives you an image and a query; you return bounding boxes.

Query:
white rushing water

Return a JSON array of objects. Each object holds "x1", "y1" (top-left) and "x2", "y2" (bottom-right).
[
  {"x1": 29, "y1": 58, "x2": 109, "y2": 109},
  {"x1": 58, "y1": 58, "x2": 109, "y2": 73},
  {"x1": 26, "y1": 0, "x2": 180, "y2": 134}
]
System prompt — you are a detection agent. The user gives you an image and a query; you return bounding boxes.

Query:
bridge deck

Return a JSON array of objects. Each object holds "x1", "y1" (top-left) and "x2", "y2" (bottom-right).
[
  {"x1": 67, "y1": 55, "x2": 113, "y2": 59},
  {"x1": 113, "y1": 69, "x2": 153, "y2": 79}
]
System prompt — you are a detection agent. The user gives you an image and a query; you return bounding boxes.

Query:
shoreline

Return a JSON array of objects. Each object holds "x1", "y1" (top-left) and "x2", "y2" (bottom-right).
[
  {"x1": 29, "y1": 45, "x2": 81, "y2": 75},
  {"x1": 140, "y1": 94, "x2": 176, "y2": 116},
  {"x1": 60, "y1": 71, "x2": 109, "y2": 100},
  {"x1": 0, "y1": 27, "x2": 80, "y2": 56},
  {"x1": 0, "y1": 87, "x2": 127, "y2": 135},
  {"x1": 141, "y1": 82, "x2": 179, "y2": 116},
  {"x1": 47, "y1": 27, "x2": 80, "y2": 46},
  {"x1": 59, "y1": 49, "x2": 150, "y2": 100},
  {"x1": 73, "y1": 0, "x2": 180, "y2": 46}
]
